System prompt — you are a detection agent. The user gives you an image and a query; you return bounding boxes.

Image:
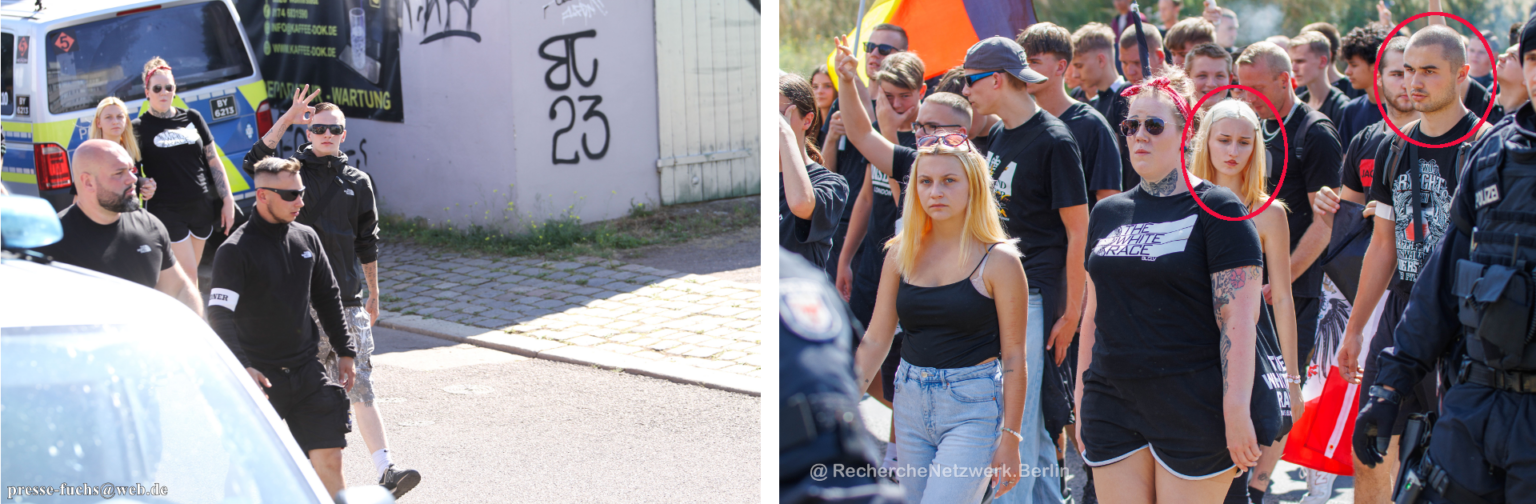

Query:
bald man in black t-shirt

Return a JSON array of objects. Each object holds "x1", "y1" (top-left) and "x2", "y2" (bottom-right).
[{"x1": 38, "y1": 140, "x2": 201, "y2": 314}]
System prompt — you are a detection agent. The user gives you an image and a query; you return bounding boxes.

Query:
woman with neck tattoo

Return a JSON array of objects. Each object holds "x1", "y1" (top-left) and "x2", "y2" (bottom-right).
[
  {"x1": 133, "y1": 56, "x2": 237, "y2": 293},
  {"x1": 853, "y1": 140, "x2": 1029, "y2": 503},
  {"x1": 1189, "y1": 99, "x2": 1304, "y2": 503},
  {"x1": 1074, "y1": 70, "x2": 1271, "y2": 502}
]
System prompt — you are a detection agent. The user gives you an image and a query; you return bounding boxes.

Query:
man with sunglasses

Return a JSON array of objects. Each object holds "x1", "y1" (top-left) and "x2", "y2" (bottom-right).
[
  {"x1": 1235, "y1": 43, "x2": 1343, "y2": 395},
  {"x1": 209, "y1": 157, "x2": 357, "y2": 500},
  {"x1": 242, "y1": 86, "x2": 421, "y2": 498},
  {"x1": 961, "y1": 36, "x2": 1088, "y2": 504}
]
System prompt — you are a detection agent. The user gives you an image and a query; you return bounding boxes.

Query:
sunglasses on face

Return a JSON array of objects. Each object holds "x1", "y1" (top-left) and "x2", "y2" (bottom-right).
[
  {"x1": 150, "y1": 84, "x2": 175, "y2": 94},
  {"x1": 308, "y1": 124, "x2": 345, "y2": 135},
  {"x1": 1121, "y1": 117, "x2": 1168, "y2": 137},
  {"x1": 864, "y1": 42, "x2": 903, "y2": 56},
  {"x1": 258, "y1": 187, "x2": 305, "y2": 202},
  {"x1": 917, "y1": 133, "x2": 971, "y2": 151},
  {"x1": 964, "y1": 71, "x2": 999, "y2": 86}
]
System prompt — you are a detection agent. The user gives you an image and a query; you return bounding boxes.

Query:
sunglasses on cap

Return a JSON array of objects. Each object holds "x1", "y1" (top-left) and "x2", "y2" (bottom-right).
[
  {"x1": 964, "y1": 71, "x2": 1000, "y2": 86},
  {"x1": 150, "y1": 84, "x2": 175, "y2": 94},
  {"x1": 308, "y1": 124, "x2": 345, "y2": 135},
  {"x1": 1120, "y1": 117, "x2": 1168, "y2": 137},
  {"x1": 258, "y1": 187, "x2": 305, "y2": 202},
  {"x1": 916, "y1": 133, "x2": 971, "y2": 151},
  {"x1": 864, "y1": 42, "x2": 903, "y2": 56}
]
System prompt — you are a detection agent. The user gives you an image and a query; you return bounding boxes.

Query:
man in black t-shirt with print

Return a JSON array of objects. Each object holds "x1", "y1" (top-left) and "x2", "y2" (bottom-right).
[
  {"x1": 1324, "y1": 26, "x2": 1491, "y2": 503},
  {"x1": 1235, "y1": 42, "x2": 1344, "y2": 377},
  {"x1": 38, "y1": 140, "x2": 201, "y2": 314},
  {"x1": 1022, "y1": 23, "x2": 1123, "y2": 207},
  {"x1": 962, "y1": 36, "x2": 1087, "y2": 504}
]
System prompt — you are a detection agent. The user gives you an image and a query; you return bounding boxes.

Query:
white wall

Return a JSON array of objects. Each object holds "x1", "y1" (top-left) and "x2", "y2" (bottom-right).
[{"x1": 345, "y1": 0, "x2": 659, "y2": 231}]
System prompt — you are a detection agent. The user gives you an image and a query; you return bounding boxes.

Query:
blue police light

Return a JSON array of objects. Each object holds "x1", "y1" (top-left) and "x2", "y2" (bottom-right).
[{"x1": 1, "y1": 195, "x2": 64, "y2": 250}]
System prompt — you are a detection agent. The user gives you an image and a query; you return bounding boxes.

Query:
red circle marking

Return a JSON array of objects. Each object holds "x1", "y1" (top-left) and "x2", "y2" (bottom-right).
[
  {"x1": 1177, "y1": 84, "x2": 1286, "y2": 221},
  {"x1": 1374, "y1": 12, "x2": 1497, "y2": 148}
]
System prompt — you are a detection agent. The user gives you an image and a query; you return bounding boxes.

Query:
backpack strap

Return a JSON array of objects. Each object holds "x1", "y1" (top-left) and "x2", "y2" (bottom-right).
[{"x1": 1291, "y1": 110, "x2": 1329, "y2": 162}]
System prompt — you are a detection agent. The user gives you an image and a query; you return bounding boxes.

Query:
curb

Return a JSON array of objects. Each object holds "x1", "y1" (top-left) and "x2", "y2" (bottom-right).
[{"x1": 377, "y1": 314, "x2": 761, "y2": 396}]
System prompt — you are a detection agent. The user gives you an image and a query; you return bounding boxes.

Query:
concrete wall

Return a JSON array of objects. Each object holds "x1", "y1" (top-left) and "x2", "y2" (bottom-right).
[{"x1": 346, "y1": 0, "x2": 658, "y2": 230}]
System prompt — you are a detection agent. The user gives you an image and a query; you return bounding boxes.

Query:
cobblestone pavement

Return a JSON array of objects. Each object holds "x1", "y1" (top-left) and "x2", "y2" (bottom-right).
[{"x1": 375, "y1": 242, "x2": 763, "y2": 379}]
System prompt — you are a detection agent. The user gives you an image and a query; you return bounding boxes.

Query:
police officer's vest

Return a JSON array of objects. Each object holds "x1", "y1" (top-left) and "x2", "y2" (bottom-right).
[{"x1": 1451, "y1": 129, "x2": 1536, "y2": 372}]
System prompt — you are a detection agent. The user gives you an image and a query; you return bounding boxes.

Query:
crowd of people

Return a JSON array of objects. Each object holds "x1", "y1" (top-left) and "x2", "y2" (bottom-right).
[
  {"x1": 780, "y1": 0, "x2": 1536, "y2": 502},
  {"x1": 26, "y1": 59, "x2": 421, "y2": 500}
]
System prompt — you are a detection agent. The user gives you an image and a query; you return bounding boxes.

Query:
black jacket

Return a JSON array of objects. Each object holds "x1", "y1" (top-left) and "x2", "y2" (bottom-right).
[
  {"x1": 243, "y1": 141, "x2": 379, "y2": 306},
  {"x1": 208, "y1": 215, "x2": 356, "y2": 369}
]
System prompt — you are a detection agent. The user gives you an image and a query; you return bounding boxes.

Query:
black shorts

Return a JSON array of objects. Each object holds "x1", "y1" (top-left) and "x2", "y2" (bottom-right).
[
  {"x1": 147, "y1": 198, "x2": 217, "y2": 242},
  {"x1": 1081, "y1": 365, "x2": 1278, "y2": 480},
  {"x1": 258, "y1": 359, "x2": 351, "y2": 455},
  {"x1": 1360, "y1": 290, "x2": 1439, "y2": 435}
]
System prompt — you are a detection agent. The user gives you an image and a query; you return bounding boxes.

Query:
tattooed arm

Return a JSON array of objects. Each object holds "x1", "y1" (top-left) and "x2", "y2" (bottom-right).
[
  {"x1": 206, "y1": 140, "x2": 237, "y2": 235},
  {"x1": 1214, "y1": 264, "x2": 1263, "y2": 469}
]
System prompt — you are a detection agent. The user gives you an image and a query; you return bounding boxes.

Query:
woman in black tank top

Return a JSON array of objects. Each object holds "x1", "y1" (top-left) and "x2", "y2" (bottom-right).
[{"x1": 853, "y1": 142, "x2": 1031, "y2": 502}]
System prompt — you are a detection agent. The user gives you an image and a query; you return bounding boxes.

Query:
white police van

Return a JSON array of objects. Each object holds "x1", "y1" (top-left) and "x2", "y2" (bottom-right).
[{"x1": 2, "y1": 0, "x2": 273, "y2": 211}]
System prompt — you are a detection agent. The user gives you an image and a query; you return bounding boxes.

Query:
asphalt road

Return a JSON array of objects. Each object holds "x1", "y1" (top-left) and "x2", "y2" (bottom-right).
[{"x1": 330, "y1": 326, "x2": 759, "y2": 503}]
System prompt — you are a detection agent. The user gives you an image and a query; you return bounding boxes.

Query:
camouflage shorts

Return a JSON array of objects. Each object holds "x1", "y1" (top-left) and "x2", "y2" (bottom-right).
[{"x1": 315, "y1": 305, "x2": 376, "y2": 405}]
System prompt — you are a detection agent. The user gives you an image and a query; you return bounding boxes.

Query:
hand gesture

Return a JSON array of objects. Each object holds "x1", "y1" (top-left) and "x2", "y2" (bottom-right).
[
  {"x1": 1203, "y1": 0, "x2": 1222, "y2": 24},
  {"x1": 284, "y1": 84, "x2": 322, "y2": 126},
  {"x1": 833, "y1": 36, "x2": 860, "y2": 81},
  {"x1": 1377, "y1": 0, "x2": 1393, "y2": 26}
]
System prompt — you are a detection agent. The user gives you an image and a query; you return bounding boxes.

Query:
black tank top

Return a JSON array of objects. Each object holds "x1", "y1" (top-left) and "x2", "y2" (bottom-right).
[{"x1": 897, "y1": 244, "x2": 1003, "y2": 369}]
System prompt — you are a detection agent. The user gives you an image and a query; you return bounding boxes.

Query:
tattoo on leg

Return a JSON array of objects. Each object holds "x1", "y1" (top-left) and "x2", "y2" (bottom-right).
[{"x1": 1140, "y1": 167, "x2": 1183, "y2": 196}]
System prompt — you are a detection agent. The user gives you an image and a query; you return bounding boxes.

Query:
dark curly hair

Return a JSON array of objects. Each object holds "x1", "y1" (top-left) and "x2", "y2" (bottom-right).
[{"x1": 1340, "y1": 23, "x2": 1391, "y2": 67}]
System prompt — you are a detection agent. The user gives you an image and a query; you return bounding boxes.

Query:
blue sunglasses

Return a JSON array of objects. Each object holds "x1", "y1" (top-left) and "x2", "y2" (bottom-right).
[{"x1": 965, "y1": 71, "x2": 1000, "y2": 86}]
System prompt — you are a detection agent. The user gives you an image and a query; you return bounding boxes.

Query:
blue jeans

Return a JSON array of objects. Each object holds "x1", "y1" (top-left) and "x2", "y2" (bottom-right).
[
  {"x1": 894, "y1": 359, "x2": 1004, "y2": 504},
  {"x1": 994, "y1": 293, "x2": 1064, "y2": 504}
]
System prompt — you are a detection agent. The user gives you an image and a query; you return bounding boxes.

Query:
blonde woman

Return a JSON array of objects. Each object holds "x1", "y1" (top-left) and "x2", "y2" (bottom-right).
[
  {"x1": 89, "y1": 97, "x2": 154, "y2": 201},
  {"x1": 853, "y1": 141, "x2": 1028, "y2": 503},
  {"x1": 1188, "y1": 99, "x2": 1305, "y2": 501}
]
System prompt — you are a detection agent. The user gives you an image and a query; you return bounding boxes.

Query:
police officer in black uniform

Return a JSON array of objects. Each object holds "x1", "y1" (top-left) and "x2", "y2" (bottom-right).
[
  {"x1": 1353, "y1": 13, "x2": 1536, "y2": 503},
  {"x1": 780, "y1": 249, "x2": 904, "y2": 504}
]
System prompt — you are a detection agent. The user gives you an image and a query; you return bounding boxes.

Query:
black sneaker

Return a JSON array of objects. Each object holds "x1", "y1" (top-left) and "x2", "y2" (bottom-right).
[{"x1": 379, "y1": 464, "x2": 421, "y2": 499}]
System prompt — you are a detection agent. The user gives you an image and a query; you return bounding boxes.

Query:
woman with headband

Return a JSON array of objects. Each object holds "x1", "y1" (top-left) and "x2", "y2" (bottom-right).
[
  {"x1": 853, "y1": 137, "x2": 1029, "y2": 503},
  {"x1": 1074, "y1": 70, "x2": 1271, "y2": 502},
  {"x1": 134, "y1": 56, "x2": 237, "y2": 292},
  {"x1": 1188, "y1": 98, "x2": 1304, "y2": 503}
]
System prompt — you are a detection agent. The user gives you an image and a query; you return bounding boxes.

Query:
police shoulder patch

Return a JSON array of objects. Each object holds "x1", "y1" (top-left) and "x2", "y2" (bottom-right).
[{"x1": 779, "y1": 278, "x2": 846, "y2": 343}]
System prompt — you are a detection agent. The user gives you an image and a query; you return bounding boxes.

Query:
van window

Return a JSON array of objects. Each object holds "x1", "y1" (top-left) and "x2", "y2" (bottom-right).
[
  {"x1": 3, "y1": 33, "x2": 13, "y2": 116},
  {"x1": 45, "y1": 1, "x2": 253, "y2": 115}
]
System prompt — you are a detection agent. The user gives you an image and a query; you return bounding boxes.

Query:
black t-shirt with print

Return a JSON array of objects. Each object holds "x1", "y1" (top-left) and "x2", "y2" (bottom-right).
[
  {"x1": 988, "y1": 111, "x2": 1087, "y2": 286},
  {"x1": 1059, "y1": 102, "x2": 1122, "y2": 205},
  {"x1": 1342, "y1": 121, "x2": 1392, "y2": 198},
  {"x1": 1368, "y1": 112, "x2": 1477, "y2": 295},
  {"x1": 780, "y1": 163, "x2": 850, "y2": 270},
  {"x1": 1085, "y1": 181, "x2": 1264, "y2": 378},
  {"x1": 1263, "y1": 102, "x2": 1343, "y2": 298},
  {"x1": 38, "y1": 206, "x2": 177, "y2": 288},
  {"x1": 134, "y1": 108, "x2": 215, "y2": 205}
]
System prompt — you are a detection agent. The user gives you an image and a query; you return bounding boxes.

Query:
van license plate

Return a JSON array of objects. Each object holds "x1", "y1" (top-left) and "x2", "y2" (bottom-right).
[{"x1": 211, "y1": 96, "x2": 238, "y2": 120}]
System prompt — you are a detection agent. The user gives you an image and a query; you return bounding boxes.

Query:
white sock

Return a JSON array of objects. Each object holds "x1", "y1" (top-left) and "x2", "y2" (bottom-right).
[{"x1": 372, "y1": 449, "x2": 393, "y2": 478}]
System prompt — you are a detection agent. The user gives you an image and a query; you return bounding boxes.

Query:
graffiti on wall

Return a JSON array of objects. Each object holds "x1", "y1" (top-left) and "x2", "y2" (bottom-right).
[
  {"x1": 405, "y1": 0, "x2": 482, "y2": 44},
  {"x1": 539, "y1": 30, "x2": 609, "y2": 165}
]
